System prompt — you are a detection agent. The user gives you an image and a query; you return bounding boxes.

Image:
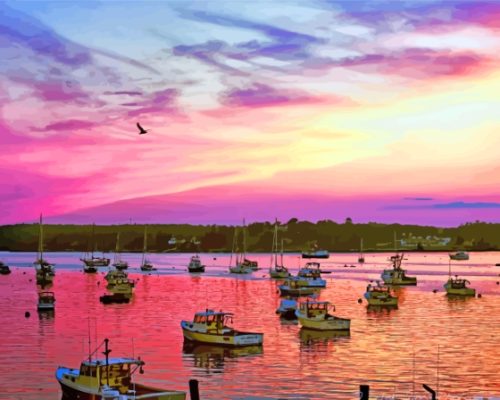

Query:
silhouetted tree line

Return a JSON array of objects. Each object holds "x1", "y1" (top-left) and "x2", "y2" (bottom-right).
[{"x1": 0, "y1": 219, "x2": 498, "y2": 252}]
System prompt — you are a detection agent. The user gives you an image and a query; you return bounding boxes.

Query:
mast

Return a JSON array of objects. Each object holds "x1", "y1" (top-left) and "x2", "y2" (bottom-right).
[
  {"x1": 142, "y1": 226, "x2": 147, "y2": 266},
  {"x1": 394, "y1": 231, "x2": 397, "y2": 253},
  {"x1": 38, "y1": 213, "x2": 43, "y2": 262},
  {"x1": 360, "y1": 238, "x2": 363, "y2": 257},
  {"x1": 273, "y1": 220, "x2": 278, "y2": 267},
  {"x1": 242, "y1": 218, "x2": 246, "y2": 261},
  {"x1": 103, "y1": 338, "x2": 111, "y2": 387},
  {"x1": 280, "y1": 238, "x2": 284, "y2": 267},
  {"x1": 91, "y1": 224, "x2": 95, "y2": 258},
  {"x1": 229, "y1": 227, "x2": 237, "y2": 267},
  {"x1": 114, "y1": 232, "x2": 120, "y2": 264}
]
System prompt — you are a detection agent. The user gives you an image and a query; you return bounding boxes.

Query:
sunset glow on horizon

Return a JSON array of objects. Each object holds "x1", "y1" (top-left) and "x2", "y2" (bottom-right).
[{"x1": 1, "y1": 1, "x2": 500, "y2": 226}]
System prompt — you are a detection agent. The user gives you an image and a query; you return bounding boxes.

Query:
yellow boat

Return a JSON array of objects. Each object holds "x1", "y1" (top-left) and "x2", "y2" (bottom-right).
[
  {"x1": 105, "y1": 269, "x2": 134, "y2": 287},
  {"x1": 364, "y1": 281, "x2": 398, "y2": 306},
  {"x1": 56, "y1": 338, "x2": 186, "y2": 400},
  {"x1": 381, "y1": 253, "x2": 417, "y2": 285},
  {"x1": 278, "y1": 279, "x2": 317, "y2": 296},
  {"x1": 181, "y1": 310, "x2": 263, "y2": 346},
  {"x1": 299, "y1": 327, "x2": 350, "y2": 344},
  {"x1": 444, "y1": 275, "x2": 476, "y2": 296},
  {"x1": 295, "y1": 300, "x2": 351, "y2": 331}
]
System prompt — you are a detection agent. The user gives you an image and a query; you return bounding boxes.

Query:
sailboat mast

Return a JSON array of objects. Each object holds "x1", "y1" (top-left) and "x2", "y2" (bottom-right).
[
  {"x1": 229, "y1": 227, "x2": 237, "y2": 266},
  {"x1": 115, "y1": 232, "x2": 120, "y2": 263},
  {"x1": 242, "y1": 218, "x2": 246, "y2": 261},
  {"x1": 394, "y1": 231, "x2": 398, "y2": 253},
  {"x1": 273, "y1": 221, "x2": 278, "y2": 266},
  {"x1": 142, "y1": 226, "x2": 147, "y2": 266},
  {"x1": 39, "y1": 214, "x2": 43, "y2": 262},
  {"x1": 91, "y1": 224, "x2": 95, "y2": 258},
  {"x1": 360, "y1": 238, "x2": 363, "y2": 256},
  {"x1": 280, "y1": 238, "x2": 284, "y2": 266}
]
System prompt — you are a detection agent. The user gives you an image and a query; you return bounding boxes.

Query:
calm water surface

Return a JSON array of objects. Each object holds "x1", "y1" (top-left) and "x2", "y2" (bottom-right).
[{"x1": 0, "y1": 251, "x2": 499, "y2": 399}]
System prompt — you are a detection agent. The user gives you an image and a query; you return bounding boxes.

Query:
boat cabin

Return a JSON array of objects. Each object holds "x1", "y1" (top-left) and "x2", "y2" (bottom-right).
[
  {"x1": 299, "y1": 263, "x2": 321, "y2": 278},
  {"x1": 192, "y1": 310, "x2": 233, "y2": 334},
  {"x1": 66, "y1": 358, "x2": 144, "y2": 394},
  {"x1": 447, "y1": 277, "x2": 471, "y2": 289},
  {"x1": 299, "y1": 301, "x2": 334, "y2": 318}
]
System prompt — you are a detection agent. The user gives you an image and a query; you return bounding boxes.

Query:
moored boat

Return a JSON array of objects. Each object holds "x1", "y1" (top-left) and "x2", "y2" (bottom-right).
[
  {"x1": 181, "y1": 310, "x2": 263, "y2": 347},
  {"x1": 381, "y1": 253, "x2": 417, "y2": 285},
  {"x1": 295, "y1": 300, "x2": 351, "y2": 331},
  {"x1": 449, "y1": 251, "x2": 469, "y2": 261},
  {"x1": 140, "y1": 226, "x2": 156, "y2": 272},
  {"x1": 0, "y1": 261, "x2": 11, "y2": 275},
  {"x1": 37, "y1": 291, "x2": 55, "y2": 311},
  {"x1": 56, "y1": 338, "x2": 186, "y2": 400},
  {"x1": 296, "y1": 262, "x2": 326, "y2": 288},
  {"x1": 34, "y1": 214, "x2": 55, "y2": 283},
  {"x1": 279, "y1": 279, "x2": 317, "y2": 296},
  {"x1": 81, "y1": 224, "x2": 111, "y2": 269},
  {"x1": 105, "y1": 269, "x2": 134, "y2": 288},
  {"x1": 358, "y1": 238, "x2": 365, "y2": 263},
  {"x1": 276, "y1": 298, "x2": 297, "y2": 319},
  {"x1": 364, "y1": 281, "x2": 398, "y2": 306},
  {"x1": 301, "y1": 248, "x2": 329, "y2": 259},
  {"x1": 444, "y1": 275, "x2": 476, "y2": 296},
  {"x1": 188, "y1": 255, "x2": 205, "y2": 273},
  {"x1": 228, "y1": 227, "x2": 252, "y2": 274},
  {"x1": 269, "y1": 222, "x2": 290, "y2": 279},
  {"x1": 112, "y1": 233, "x2": 129, "y2": 270}
]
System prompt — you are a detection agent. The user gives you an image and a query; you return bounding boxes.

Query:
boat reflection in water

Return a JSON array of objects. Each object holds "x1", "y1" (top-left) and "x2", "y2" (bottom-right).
[
  {"x1": 182, "y1": 342, "x2": 263, "y2": 372},
  {"x1": 366, "y1": 304, "x2": 398, "y2": 314},
  {"x1": 299, "y1": 328, "x2": 350, "y2": 346},
  {"x1": 38, "y1": 309, "x2": 55, "y2": 321}
]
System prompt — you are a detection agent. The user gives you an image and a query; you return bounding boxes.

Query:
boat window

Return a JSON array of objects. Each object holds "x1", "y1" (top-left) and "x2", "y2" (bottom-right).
[
  {"x1": 207, "y1": 315, "x2": 215, "y2": 323},
  {"x1": 90, "y1": 367, "x2": 96, "y2": 377},
  {"x1": 80, "y1": 365, "x2": 89, "y2": 376}
]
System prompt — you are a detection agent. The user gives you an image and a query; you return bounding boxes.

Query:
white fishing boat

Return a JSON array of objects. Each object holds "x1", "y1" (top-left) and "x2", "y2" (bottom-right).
[
  {"x1": 37, "y1": 291, "x2": 56, "y2": 311},
  {"x1": 56, "y1": 338, "x2": 186, "y2": 399},
  {"x1": 140, "y1": 226, "x2": 156, "y2": 272},
  {"x1": 188, "y1": 255, "x2": 205, "y2": 273},
  {"x1": 34, "y1": 214, "x2": 55, "y2": 283},
  {"x1": 181, "y1": 310, "x2": 263, "y2": 346},
  {"x1": 296, "y1": 262, "x2": 326, "y2": 288},
  {"x1": 449, "y1": 251, "x2": 469, "y2": 261},
  {"x1": 301, "y1": 248, "x2": 329, "y2": 259},
  {"x1": 279, "y1": 279, "x2": 317, "y2": 296},
  {"x1": 364, "y1": 281, "x2": 398, "y2": 306},
  {"x1": 269, "y1": 221, "x2": 290, "y2": 279},
  {"x1": 295, "y1": 300, "x2": 351, "y2": 331},
  {"x1": 381, "y1": 253, "x2": 417, "y2": 286}
]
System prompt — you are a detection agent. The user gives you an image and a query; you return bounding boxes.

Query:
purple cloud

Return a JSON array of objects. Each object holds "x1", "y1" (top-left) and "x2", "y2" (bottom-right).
[
  {"x1": 221, "y1": 83, "x2": 321, "y2": 108},
  {"x1": 33, "y1": 119, "x2": 97, "y2": 132},
  {"x1": 126, "y1": 88, "x2": 179, "y2": 117}
]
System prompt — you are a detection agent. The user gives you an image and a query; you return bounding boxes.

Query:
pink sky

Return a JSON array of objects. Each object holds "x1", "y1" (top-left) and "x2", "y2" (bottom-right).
[{"x1": 1, "y1": 1, "x2": 500, "y2": 226}]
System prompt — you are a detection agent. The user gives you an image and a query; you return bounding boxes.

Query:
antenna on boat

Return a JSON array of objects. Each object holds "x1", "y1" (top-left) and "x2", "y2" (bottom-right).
[
  {"x1": 436, "y1": 344, "x2": 440, "y2": 398},
  {"x1": 88, "y1": 316, "x2": 92, "y2": 363},
  {"x1": 103, "y1": 338, "x2": 111, "y2": 387}
]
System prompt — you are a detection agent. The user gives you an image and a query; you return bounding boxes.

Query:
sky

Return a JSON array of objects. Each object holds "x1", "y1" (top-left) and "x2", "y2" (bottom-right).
[{"x1": 1, "y1": 0, "x2": 499, "y2": 226}]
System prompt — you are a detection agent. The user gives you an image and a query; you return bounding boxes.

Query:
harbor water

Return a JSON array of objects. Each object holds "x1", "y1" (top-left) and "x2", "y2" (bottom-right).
[{"x1": 0, "y1": 251, "x2": 499, "y2": 399}]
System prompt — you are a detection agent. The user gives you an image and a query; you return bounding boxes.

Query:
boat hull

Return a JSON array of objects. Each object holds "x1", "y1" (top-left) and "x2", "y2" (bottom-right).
[
  {"x1": 444, "y1": 287, "x2": 476, "y2": 296},
  {"x1": 37, "y1": 304, "x2": 55, "y2": 311},
  {"x1": 364, "y1": 295, "x2": 398, "y2": 306},
  {"x1": 296, "y1": 311, "x2": 351, "y2": 331},
  {"x1": 269, "y1": 269, "x2": 290, "y2": 279},
  {"x1": 188, "y1": 266, "x2": 205, "y2": 273},
  {"x1": 58, "y1": 379, "x2": 185, "y2": 400},
  {"x1": 295, "y1": 278, "x2": 326, "y2": 288},
  {"x1": 278, "y1": 285, "x2": 316, "y2": 296},
  {"x1": 181, "y1": 322, "x2": 263, "y2": 346},
  {"x1": 301, "y1": 253, "x2": 329, "y2": 259},
  {"x1": 381, "y1": 270, "x2": 417, "y2": 286}
]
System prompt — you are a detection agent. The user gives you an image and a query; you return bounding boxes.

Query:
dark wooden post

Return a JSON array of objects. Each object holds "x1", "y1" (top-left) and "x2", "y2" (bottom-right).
[
  {"x1": 189, "y1": 379, "x2": 200, "y2": 400},
  {"x1": 359, "y1": 385, "x2": 369, "y2": 400}
]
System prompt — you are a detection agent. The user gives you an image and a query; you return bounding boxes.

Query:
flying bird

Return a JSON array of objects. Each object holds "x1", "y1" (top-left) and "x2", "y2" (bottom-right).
[{"x1": 136, "y1": 122, "x2": 148, "y2": 135}]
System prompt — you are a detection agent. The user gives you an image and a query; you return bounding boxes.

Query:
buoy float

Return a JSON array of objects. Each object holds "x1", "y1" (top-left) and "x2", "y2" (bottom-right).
[
  {"x1": 478, "y1": 294, "x2": 482, "y2": 298},
  {"x1": 433, "y1": 289, "x2": 438, "y2": 293},
  {"x1": 25, "y1": 311, "x2": 30, "y2": 318},
  {"x1": 357, "y1": 298, "x2": 362, "y2": 304}
]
